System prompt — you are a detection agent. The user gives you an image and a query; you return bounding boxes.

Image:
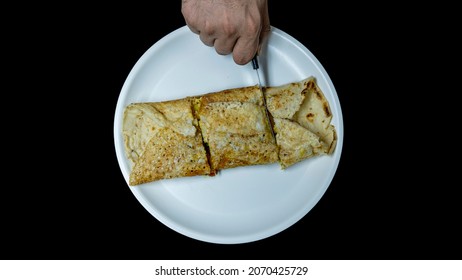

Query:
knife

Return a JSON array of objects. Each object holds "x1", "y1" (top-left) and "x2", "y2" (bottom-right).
[{"x1": 251, "y1": 55, "x2": 276, "y2": 140}]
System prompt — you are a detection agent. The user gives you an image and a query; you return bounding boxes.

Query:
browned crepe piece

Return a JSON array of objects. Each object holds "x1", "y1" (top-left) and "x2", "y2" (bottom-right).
[
  {"x1": 195, "y1": 85, "x2": 279, "y2": 173},
  {"x1": 273, "y1": 118, "x2": 323, "y2": 169},
  {"x1": 293, "y1": 77, "x2": 337, "y2": 154},
  {"x1": 264, "y1": 76, "x2": 337, "y2": 168},
  {"x1": 122, "y1": 98, "x2": 211, "y2": 186}
]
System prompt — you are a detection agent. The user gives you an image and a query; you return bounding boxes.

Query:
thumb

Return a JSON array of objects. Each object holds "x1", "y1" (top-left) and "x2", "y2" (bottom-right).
[
  {"x1": 258, "y1": 25, "x2": 271, "y2": 55},
  {"x1": 257, "y1": 2, "x2": 271, "y2": 55}
]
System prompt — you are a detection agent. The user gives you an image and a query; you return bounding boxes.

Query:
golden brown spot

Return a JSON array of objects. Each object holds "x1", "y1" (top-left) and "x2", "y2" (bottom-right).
[
  {"x1": 306, "y1": 113, "x2": 315, "y2": 122},
  {"x1": 323, "y1": 102, "x2": 331, "y2": 117},
  {"x1": 307, "y1": 81, "x2": 315, "y2": 90},
  {"x1": 314, "y1": 89, "x2": 322, "y2": 100}
]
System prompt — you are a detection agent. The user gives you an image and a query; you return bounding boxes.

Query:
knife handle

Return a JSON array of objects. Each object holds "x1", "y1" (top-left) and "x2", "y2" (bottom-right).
[{"x1": 251, "y1": 56, "x2": 259, "y2": 70}]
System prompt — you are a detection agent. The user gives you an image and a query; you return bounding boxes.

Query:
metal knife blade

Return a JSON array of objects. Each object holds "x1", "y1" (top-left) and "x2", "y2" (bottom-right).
[{"x1": 251, "y1": 55, "x2": 276, "y2": 140}]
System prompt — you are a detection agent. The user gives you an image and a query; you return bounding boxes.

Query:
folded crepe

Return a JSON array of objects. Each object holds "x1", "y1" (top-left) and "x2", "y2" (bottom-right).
[
  {"x1": 264, "y1": 76, "x2": 337, "y2": 169},
  {"x1": 122, "y1": 98, "x2": 211, "y2": 186},
  {"x1": 122, "y1": 76, "x2": 337, "y2": 185},
  {"x1": 195, "y1": 85, "x2": 279, "y2": 173}
]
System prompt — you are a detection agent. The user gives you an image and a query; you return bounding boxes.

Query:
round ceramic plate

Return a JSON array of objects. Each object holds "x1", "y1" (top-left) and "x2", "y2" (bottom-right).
[{"x1": 114, "y1": 25, "x2": 343, "y2": 244}]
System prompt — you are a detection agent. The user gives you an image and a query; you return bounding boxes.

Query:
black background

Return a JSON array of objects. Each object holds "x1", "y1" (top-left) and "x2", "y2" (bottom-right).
[{"x1": 2, "y1": 2, "x2": 459, "y2": 260}]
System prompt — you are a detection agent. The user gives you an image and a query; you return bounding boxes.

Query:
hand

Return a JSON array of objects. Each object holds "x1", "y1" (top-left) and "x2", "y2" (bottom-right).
[{"x1": 181, "y1": 0, "x2": 270, "y2": 65}]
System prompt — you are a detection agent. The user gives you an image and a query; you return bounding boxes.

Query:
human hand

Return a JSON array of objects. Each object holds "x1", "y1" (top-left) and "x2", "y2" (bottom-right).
[{"x1": 181, "y1": 0, "x2": 270, "y2": 65}]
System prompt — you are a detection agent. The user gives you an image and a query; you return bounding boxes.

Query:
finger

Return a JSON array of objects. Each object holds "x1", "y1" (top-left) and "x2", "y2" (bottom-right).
[
  {"x1": 232, "y1": 36, "x2": 259, "y2": 65},
  {"x1": 213, "y1": 36, "x2": 238, "y2": 55},
  {"x1": 187, "y1": 25, "x2": 200, "y2": 35},
  {"x1": 199, "y1": 33, "x2": 216, "y2": 47}
]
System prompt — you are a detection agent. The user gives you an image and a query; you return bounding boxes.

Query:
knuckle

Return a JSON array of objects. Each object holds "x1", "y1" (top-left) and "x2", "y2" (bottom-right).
[
  {"x1": 246, "y1": 18, "x2": 260, "y2": 35},
  {"x1": 222, "y1": 23, "x2": 238, "y2": 37},
  {"x1": 203, "y1": 22, "x2": 215, "y2": 36}
]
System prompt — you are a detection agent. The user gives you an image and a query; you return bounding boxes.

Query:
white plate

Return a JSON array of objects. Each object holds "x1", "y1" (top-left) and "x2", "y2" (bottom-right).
[{"x1": 114, "y1": 25, "x2": 343, "y2": 244}]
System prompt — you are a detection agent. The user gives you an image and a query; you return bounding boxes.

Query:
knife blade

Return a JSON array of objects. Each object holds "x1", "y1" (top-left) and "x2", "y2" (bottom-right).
[{"x1": 251, "y1": 55, "x2": 276, "y2": 140}]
